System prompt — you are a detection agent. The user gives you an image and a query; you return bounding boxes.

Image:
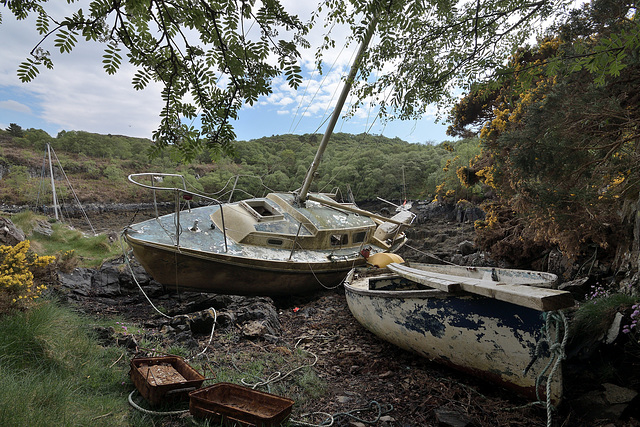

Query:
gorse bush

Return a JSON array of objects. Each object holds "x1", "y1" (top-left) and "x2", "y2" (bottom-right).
[{"x1": 0, "y1": 240, "x2": 55, "y2": 313}]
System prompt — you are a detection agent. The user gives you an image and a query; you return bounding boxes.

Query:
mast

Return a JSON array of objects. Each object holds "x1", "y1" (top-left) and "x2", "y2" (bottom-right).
[
  {"x1": 296, "y1": 15, "x2": 379, "y2": 205},
  {"x1": 47, "y1": 143, "x2": 60, "y2": 220}
]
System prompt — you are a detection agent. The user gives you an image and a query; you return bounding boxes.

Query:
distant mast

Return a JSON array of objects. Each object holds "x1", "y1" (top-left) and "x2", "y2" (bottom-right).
[
  {"x1": 47, "y1": 143, "x2": 60, "y2": 220},
  {"x1": 296, "y1": 15, "x2": 379, "y2": 205}
]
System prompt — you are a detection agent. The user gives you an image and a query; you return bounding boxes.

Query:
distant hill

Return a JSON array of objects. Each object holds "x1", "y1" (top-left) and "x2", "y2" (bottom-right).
[{"x1": 0, "y1": 127, "x2": 465, "y2": 208}]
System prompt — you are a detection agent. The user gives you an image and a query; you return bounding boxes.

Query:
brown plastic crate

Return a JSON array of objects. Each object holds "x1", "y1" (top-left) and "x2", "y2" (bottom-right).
[
  {"x1": 129, "y1": 356, "x2": 205, "y2": 405},
  {"x1": 189, "y1": 383, "x2": 294, "y2": 427}
]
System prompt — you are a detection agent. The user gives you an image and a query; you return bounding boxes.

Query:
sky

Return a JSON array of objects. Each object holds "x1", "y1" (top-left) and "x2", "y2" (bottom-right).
[{"x1": 0, "y1": 2, "x2": 454, "y2": 146}]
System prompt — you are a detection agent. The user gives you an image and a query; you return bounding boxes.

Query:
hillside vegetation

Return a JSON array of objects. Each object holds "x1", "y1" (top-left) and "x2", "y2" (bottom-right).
[{"x1": 0, "y1": 128, "x2": 474, "y2": 207}]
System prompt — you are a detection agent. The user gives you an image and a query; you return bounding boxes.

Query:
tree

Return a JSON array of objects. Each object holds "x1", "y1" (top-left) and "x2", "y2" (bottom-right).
[
  {"x1": 446, "y1": 0, "x2": 640, "y2": 262},
  {"x1": 2, "y1": 0, "x2": 308, "y2": 161},
  {"x1": 3, "y1": 0, "x2": 585, "y2": 161},
  {"x1": 6, "y1": 123, "x2": 24, "y2": 137},
  {"x1": 317, "y1": 0, "x2": 575, "y2": 122}
]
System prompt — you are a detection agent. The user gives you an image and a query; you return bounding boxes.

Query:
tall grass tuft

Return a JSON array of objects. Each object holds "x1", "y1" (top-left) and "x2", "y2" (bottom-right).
[
  {"x1": 0, "y1": 300, "x2": 132, "y2": 426},
  {"x1": 7, "y1": 211, "x2": 121, "y2": 268}
]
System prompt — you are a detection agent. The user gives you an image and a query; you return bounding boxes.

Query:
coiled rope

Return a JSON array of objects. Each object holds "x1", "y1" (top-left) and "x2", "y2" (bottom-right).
[
  {"x1": 127, "y1": 390, "x2": 188, "y2": 416},
  {"x1": 290, "y1": 400, "x2": 393, "y2": 427},
  {"x1": 517, "y1": 310, "x2": 569, "y2": 427}
]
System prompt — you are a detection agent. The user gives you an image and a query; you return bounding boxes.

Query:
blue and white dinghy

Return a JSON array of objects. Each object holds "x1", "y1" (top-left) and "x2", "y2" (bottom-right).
[{"x1": 343, "y1": 262, "x2": 574, "y2": 404}]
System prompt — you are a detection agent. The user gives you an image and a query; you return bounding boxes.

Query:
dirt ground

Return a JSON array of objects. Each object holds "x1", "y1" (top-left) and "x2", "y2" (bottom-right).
[{"x1": 70, "y1": 210, "x2": 638, "y2": 427}]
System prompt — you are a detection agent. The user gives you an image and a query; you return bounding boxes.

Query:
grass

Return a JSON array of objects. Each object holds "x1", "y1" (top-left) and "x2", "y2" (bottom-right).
[
  {"x1": 6, "y1": 210, "x2": 121, "y2": 269},
  {"x1": 0, "y1": 299, "x2": 328, "y2": 426},
  {"x1": 0, "y1": 300, "x2": 132, "y2": 426},
  {"x1": 0, "y1": 211, "x2": 327, "y2": 425}
]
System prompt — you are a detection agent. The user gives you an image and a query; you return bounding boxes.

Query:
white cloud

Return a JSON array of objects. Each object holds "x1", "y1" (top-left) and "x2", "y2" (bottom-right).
[
  {"x1": 0, "y1": 100, "x2": 32, "y2": 114},
  {"x1": 0, "y1": 1, "x2": 452, "y2": 144}
]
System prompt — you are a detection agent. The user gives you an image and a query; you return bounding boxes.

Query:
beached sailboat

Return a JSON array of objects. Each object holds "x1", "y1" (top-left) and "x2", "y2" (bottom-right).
[
  {"x1": 343, "y1": 263, "x2": 574, "y2": 404},
  {"x1": 122, "y1": 17, "x2": 415, "y2": 295}
]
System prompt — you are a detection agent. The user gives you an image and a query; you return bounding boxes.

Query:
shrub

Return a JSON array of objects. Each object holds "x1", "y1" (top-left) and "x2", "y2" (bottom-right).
[{"x1": 0, "y1": 240, "x2": 55, "y2": 313}]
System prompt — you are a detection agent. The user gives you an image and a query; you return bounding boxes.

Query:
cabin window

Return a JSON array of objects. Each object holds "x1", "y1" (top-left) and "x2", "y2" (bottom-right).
[
  {"x1": 353, "y1": 231, "x2": 366, "y2": 244},
  {"x1": 267, "y1": 239, "x2": 283, "y2": 246},
  {"x1": 240, "y1": 200, "x2": 284, "y2": 222},
  {"x1": 331, "y1": 234, "x2": 348, "y2": 246}
]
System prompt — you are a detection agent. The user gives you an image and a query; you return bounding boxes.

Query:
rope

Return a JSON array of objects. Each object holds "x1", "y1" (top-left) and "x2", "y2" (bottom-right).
[
  {"x1": 236, "y1": 351, "x2": 319, "y2": 390},
  {"x1": 290, "y1": 401, "x2": 393, "y2": 427},
  {"x1": 515, "y1": 310, "x2": 569, "y2": 427},
  {"x1": 118, "y1": 232, "x2": 171, "y2": 319},
  {"x1": 188, "y1": 307, "x2": 217, "y2": 362},
  {"x1": 290, "y1": 412, "x2": 335, "y2": 427},
  {"x1": 118, "y1": 231, "x2": 218, "y2": 362},
  {"x1": 404, "y1": 243, "x2": 458, "y2": 265},
  {"x1": 127, "y1": 390, "x2": 189, "y2": 416}
]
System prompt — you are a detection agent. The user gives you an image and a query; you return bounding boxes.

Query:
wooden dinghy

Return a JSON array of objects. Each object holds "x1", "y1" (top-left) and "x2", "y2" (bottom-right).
[{"x1": 343, "y1": 265, "x2": 575, "y2": 405}]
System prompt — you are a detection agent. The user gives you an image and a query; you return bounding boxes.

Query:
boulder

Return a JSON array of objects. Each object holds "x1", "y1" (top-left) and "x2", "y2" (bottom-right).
[
  {"x1": 572, "y1": 383, "x2": 638, "y2": 421},
  {"x1": 0, "y1": 216, "x2": 25, "y2": 246},
  {"x1": 32, "y1": 219, "x2": 53, "y2": 237}
]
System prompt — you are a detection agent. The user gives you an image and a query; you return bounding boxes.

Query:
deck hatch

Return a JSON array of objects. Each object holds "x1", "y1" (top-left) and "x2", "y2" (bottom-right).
[{"x1": 240, "y1": 200, "x2": 284, "y2": 222}]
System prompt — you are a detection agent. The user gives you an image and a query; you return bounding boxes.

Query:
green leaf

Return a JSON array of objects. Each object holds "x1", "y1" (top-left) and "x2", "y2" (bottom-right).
[
  {"x1": 54, "y1": 29, "x2": 77, "y2": 54},
  {"x1": 102, "y1": 43, "x2": 122, "y2": 75},
  {"x1": 17, "y1": 58, "x2": 40, "y2": 82}
]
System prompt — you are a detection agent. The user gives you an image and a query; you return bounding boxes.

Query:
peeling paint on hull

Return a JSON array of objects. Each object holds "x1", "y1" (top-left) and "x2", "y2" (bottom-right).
[{"x1": 344, "y1": 270, "x2": 563, "y2": 404}]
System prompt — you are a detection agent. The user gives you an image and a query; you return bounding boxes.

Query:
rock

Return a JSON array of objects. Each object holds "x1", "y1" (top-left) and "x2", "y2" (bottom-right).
[
  {"x1": 32, "y1": 219, "x2": 53, "y2": 236},
  {"x1": 605, "y1": 312, "x2": 624, "y2": 344},
  {"x1": 457, "y1": 240, "x2": 476, "y2": 255},
  {"x1": 336, "y1": 395, "x2": 352, "y2": 404},
  {"x1": 93, "y1": 326, "x2": 117, "y2": 346},
  {"x1": 186, "y1": 308, "x2": 218, "y2": 334},
  {"x1": 0, "y1": 216, "x2": 25, "y2": 246},
  {"x1": 434, "y1": 408, "x2": 472, "y2": 427},
  {"x1": 572, "y1": 383, "x2": 638, "y2": 421},
  {"x1": 234, "y1": 297, "x2": 282, "y2": 337},
  {"x1": 242, "y1": 320, "x2": 270, "y2": 338},
  {"x1": 602, "y1": 383, "x2": 638, "y2": 405},
  {"x1": 455, "y1": 204, "x2": 484, "y2": 223},
  {"x1": 116, "y1": 334, "x2": 138, "y2": 350},
  {"x1": 93, "y1": 266, "x2": 122, "y2": 297},
  {"x1": 558, "y1": 276, "x2": 589, "y2": 291},
  {"x1": 57, "y1": 268, "x2": 94, "y2": 297}
]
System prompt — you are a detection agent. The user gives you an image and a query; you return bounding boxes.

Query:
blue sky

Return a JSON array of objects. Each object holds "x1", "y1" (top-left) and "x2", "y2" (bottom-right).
[{"x1": 0, "y1": 2, "x2": 454, "y2": 145}]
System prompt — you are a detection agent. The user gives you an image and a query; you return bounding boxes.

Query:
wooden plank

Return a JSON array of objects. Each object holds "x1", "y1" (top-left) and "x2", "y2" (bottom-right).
[
  {"x1": 388, "y1": 263, "x2": 462, "y2": 292},
  {"x1": 388, "y1": 263, "x2": 575, "y2": 312}
]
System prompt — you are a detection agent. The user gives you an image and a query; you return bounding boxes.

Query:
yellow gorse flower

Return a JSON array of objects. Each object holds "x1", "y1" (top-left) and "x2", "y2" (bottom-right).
[{"x1": 0, "y1": 240, "x2": 55, "y2": 309}]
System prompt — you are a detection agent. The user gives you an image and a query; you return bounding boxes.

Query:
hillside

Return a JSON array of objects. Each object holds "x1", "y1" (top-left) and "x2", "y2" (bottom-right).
[{"x1": 0, "y1": 128, "x2": 462, "y2": 208}]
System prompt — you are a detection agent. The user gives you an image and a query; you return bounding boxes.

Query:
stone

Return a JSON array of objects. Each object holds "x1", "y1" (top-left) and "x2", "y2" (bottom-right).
[
  {"x1": 0, "y1": 216, "x2": 25, "y2": 246},
  {"x1": 572, "y1": 384, "x2": 638, "y2": 421},
  {"x1": 457, "y1": 240, "x2": 476, "y2": 255},
  {"x1": 605, "y1": 313, "x2": 624, "y2": 344},
  {"x1": 242, "y1": 320, "x2": 269, "y2": 338},
  {"x1": 602, "y1": 383, "x2": 638, "y2": 405},
  {"x1": 434, "y1": 408, "x2": 472, "y2": 427},
  {"x1": 32, "y1": 219, "x2": 53, "y2": 236},
  {"x1": 558, "y1": 276, "x2": 589, "y2": 291},
  {"x1": 57, "y1": 268, "x2": 94, "y2": 297}
]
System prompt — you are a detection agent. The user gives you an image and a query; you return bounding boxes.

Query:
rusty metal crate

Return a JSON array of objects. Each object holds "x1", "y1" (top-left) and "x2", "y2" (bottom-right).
[
  {"x1": 189, "y1": 383, "x2": 294, "y2": 427},
  {"x1": 129, "y1": 355, "x2": 205, "y2": 405}
]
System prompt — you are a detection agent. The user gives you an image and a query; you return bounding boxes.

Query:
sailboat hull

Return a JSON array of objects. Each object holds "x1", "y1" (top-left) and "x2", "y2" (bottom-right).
[{"x1": 126, "y1": 236, "x2": 363, "y2": 295}]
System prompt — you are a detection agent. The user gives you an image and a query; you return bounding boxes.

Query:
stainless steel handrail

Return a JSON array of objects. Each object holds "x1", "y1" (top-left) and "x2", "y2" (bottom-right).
[{"x1": 127, "y1": 173, "x2": 228, "y2": 252}]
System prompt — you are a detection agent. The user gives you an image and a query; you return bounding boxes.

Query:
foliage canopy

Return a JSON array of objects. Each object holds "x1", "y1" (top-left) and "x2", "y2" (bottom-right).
[
  {"x1": 2, "y1": 0, "x2": 578, "y2": 161},
  {"x1": 2, "y1": 0, "x2": 309, "y2": 161},
  {"x1": 446, "y1": 0, "x2": 640, "y2": 262}
]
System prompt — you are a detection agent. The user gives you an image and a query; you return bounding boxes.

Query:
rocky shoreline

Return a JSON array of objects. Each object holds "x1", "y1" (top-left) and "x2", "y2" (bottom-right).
[{"x1": 2, "y1": 202, "x2": 640, "y2": 425}]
